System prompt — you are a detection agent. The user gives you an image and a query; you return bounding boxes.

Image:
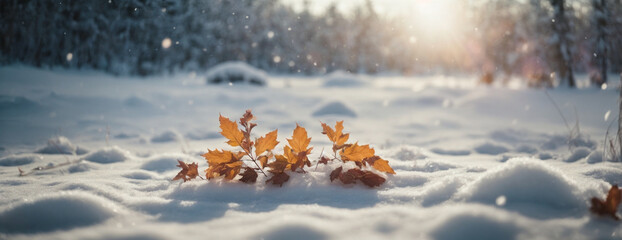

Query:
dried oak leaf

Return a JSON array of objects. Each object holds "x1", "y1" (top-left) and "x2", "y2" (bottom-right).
[
  {"x1": 341, "y1": 143, "x2": 375, "y2": 162},
  {"x1": 255, "y1": 130, "x2": 279, "y2": 156},
  {"x1": 172, "y1": 160, "x2": 199, "y2": 182},
  {"x1": 590, "y1": 185, "x2": 621, "y2": 220},
  {"x1": 321, "y1": 121, "x2": 350, "y2": 146},
  {"x1": 266, "y1": 172, "x2": 290, "y2": 187},
  {"x1": 239, "y1": 167, "x2": 258, "y2": 183},
  {"x1": 219, "y1": 115, "x2": 245, "y2": 147}
]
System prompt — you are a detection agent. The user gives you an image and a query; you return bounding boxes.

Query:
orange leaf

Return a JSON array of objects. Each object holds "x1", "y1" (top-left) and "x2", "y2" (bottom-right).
[
  {"x1": 590, "y1": 185, "x2": 621, "y2": 220},
  {"x1": 219, "y1": 115, "x2": 245, "y2": 147},
  {"x1": 321, "y1": 121, "x2": 349, "y2": 146},
  {"x1": 172, "y1": 160, "x2": 199, "y2": 182},
  {"x1": 341, "y1": 143, "x2": 375, "y2": 162},
  {"x1": 258, "y1": 155, "x2": 269, "y2": 169},
  {"x1": 202, "y1": 149, "x2": 244, "y2": 166},
  {"x1": 255, "y1": 130, "x2": 279, "y2": 156},
  {"x1": 287, "y1": 124, "x2": 311, "y2": 153},
  {"x1": 224, "y1": 161, "x2": 243, "y2": 180},
  {"x1": 371, "y1": 157, "x2": 395, "y2": 174}
]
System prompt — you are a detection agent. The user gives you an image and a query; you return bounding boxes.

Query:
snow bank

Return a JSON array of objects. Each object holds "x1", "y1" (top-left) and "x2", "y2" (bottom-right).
[
  {"x1": 67, "y1": 162, "x2": 97, "y2": 173},
  {"x1": 141, "y1": 153, "x2": 200, "y2": 173},
  {"x1": 0, "y1": 191, "x2": 117, "y2": 233},
  {"x1": 459, "y1": 158, "x2": 585, "y2": 217},
  {"x1": 474, "y1": 142, "x2": 509, "y2": 155},
  {"x1": 586, "y1": 150, "x2": 604, "y2": 163},
  {"x1": 413, "y1": 161, "x2": 455, "y2": 173},
  {"x1": 431, "y1": 148, "x2": 471, "y2": 156},
  {"x1": 312, "y1": 101, "x2": 356, "y2": 117},
  {"x1": 431, "y1": 207, "x2": 521, "y2": 240},
  {"x1": 206, "y1": 61, "x2": 266, "y2": 86},
  {"x1": 0, "y1": 154, "x2": 40, "y2": 166},
  {"x1": 565, "y1": 147, "x2": 591, "y2": 162},
  {"x1": 150, "y1": 130, "x2": 180, "y2": 143},
  {"x1": 323, "y1": 70, "x2": 367, "y2": 88},
  {"x1": 82, "y1": 146, "x2": 131, "y2": 164},
  {"x1": 36, "y1": 136, "x2": 87, "y2": 155}
]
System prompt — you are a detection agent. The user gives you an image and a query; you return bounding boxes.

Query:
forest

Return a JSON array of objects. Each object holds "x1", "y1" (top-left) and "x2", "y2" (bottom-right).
[{"x1": 1, "y1": 0, "x2": 621, "y2": 87}]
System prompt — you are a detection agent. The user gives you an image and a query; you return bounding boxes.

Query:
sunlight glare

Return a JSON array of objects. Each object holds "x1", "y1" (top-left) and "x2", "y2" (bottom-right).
[{"x1": 414, "y1": 0, "x2": 458, "y2": 37}]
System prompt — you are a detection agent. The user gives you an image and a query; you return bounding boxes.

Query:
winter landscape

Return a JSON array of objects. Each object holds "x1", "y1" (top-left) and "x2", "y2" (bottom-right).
[{"x1": 1, "y1": 0, "x2": 622, "y2": 240}]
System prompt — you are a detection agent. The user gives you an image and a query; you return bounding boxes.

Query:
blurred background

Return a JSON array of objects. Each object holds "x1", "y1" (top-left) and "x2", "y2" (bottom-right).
[{"x1": 1, "y1": 0, "x2": 621, "y2": 87}]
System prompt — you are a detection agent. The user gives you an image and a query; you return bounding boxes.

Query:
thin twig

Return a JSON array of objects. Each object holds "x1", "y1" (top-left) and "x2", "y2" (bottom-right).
[{"x1": 544, "y1": 90, "x2": 572, "y2": 133}]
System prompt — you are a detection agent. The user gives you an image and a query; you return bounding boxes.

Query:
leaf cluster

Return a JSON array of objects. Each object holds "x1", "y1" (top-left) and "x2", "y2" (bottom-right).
[
  {"x1": 173, "y1": 110, "x2": 336, "y2": 187},
  {"x1": 319, "y1": 121, "x2": 395, "y2": 187}
]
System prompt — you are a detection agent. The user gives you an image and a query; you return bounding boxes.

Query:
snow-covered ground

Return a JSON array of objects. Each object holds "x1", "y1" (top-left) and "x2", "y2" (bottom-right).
[{"x1": 0, "y1": 66, "x2": 620, "y2": 239}]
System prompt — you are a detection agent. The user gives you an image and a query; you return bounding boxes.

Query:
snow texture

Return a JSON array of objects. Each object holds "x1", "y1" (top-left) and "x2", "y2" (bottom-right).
[
  {"x1": 0, "y1": 67, "x2": 620, "y2": 239},
  {"x1": 83, "y1": 147, "x2": 131, "y2": 164},
  {"x1": 206, "y1": 61, "x2": 267, "y2": 86},
  {"x1": 323, "y1": 70, "x2": 368, "y2": 88},
  {"x1": 312, "y1": 101, "x2": 357, "y2": 117}
]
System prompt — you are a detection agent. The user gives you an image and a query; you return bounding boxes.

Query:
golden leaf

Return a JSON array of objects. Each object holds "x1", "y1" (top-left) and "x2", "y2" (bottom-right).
[
  {"x1": 255, "y1": 130, "x2": 279, "y2": 156},
  {"x1": 219, "y1": 114, "x2": 244, "y2": 147},
  {"x1": 372, "y1": 158, "x2": 396, "y2": 174},
  {"x1": 287, "y1": 124, "x2": 311, "y2": 153},
  {"x1": 202, "y1": 149, "x2": 244, "y2": 166},
  {"x1": 341, "y1": 143, "x2": 375, "y2": 162}
]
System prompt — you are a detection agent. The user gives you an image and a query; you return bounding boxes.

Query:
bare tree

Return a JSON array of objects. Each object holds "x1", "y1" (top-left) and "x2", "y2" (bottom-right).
[
  {"x1": 593, "y1": 0, "x2": 609, "y2": 86},
  {"x1": 549, "y1": 0, "x2": 576, "y2": 87}
]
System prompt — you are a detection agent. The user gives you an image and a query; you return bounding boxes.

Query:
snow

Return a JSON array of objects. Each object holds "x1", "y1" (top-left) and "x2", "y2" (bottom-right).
[
  {"x1": 0, "y1": 192, "x2": 117, "y2": 234},
  {"x1": 83, "y1": 146, "x2": 131, "y2": 164},
  {"x1": 312, "y1": 101, "x2": 357, "y2": 117},
  {"x1": 323, "y1": 70, "x2": 368, "y2": 88},
  {"x1": 0, "y1": 66, "x2": 621, "y2": 239},
  {"x1": 205, "y1": 61, "x2": 267, "y2": 86}
]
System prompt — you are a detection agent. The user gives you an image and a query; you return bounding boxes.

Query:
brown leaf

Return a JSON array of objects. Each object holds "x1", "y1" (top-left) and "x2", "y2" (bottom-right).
[
  {"x1": 255, "y1": 130, "x2": 279, "y2": 156},
  {"x1": 360, "y1": 171, "x2": 386, "y2": 187},
  {"x1": 330, "y1": 166, "x2": 342, "y2": 182},
  {"x1": 239, "y1": 167, "x2": 258, "y2": 183},
  {"x1": 287, "y1": 124, "x2": 312, "y2": 153},
  {"x1": 172, "y1": 160, "x2": 199, "y2": 182},
  {"x1": 268, "y1": 154, "x2": 290, "y2": 173},
  {"x1": 318, "y1": 156, "x2": 331, "y2": 165},
  {"x1": 219, "y1": 115, "x2": 245, "y2": 147},
  {"x1": 266, "y1": 172, "x2": 290, "y2": 187},
  {"x1": 339, "y1": 168, "x2": 365, "y2": 184},
  {"x1": 240, "y1": 109, "x2": 254, "y2": 126},
  {"x1": 341, "y1": 143, "x2": 375, "y2": 162},
  {"x1": 590, "y1": 185, "x2": 621, "y2": 220}
]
